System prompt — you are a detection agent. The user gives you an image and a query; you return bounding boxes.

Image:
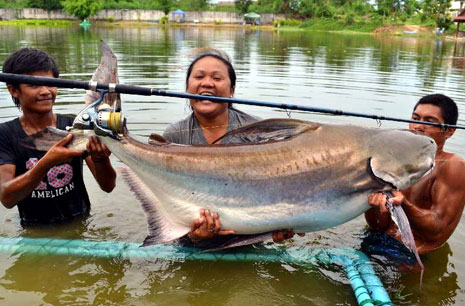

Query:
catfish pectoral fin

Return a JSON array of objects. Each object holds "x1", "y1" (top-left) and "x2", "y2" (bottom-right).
[
  {"x1": 202, "y1": 232, "x2": 274, "y2": 252},
  {"x1": 20, "y1": 127, "x2": 69, "y2": 151},
  {"x1": 148, "y1": 133, "x2": 169, "y2": 145},
  {"x1": 119, "y1": 167, "x2": 190, "y2": 245},
  {"x1": 21, "y1": 127, "x2": 91, "y2": 152},
  {"x1": 384, "y1": 191, "x2": 424, "y2": 289},
  {"x1": 213, "y1": 118, "x2": 319, "y2": 144}
]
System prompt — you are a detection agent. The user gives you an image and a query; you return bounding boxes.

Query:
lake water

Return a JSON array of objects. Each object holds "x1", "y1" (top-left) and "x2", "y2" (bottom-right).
[{"x1": 0, "y1": 24, "x2": 464, "y2": 305}]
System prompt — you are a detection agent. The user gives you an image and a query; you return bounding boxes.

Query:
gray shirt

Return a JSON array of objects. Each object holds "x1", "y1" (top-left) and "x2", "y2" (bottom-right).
[
  {"x1": 163, "y1": 108, "x2": 260, "y2": 145},
  {"x1": 162, "y1": 108, "x2": 260, "y2": 249}
]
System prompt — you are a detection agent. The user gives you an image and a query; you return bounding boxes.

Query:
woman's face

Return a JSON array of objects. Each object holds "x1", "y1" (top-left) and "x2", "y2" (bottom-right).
[{"x1": 187, "y1": 56, "x2": 234, "y2": 119}]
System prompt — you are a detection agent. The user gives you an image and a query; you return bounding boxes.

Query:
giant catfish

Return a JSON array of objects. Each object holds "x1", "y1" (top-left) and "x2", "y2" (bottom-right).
[{"x1": 25, "y1": 42, "x2": 436, "y2": 259}]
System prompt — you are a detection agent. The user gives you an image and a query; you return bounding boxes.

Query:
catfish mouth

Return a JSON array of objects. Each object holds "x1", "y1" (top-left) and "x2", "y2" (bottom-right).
[
  {"x1": 367, "y1": 158, "x2": 397, "y2": 189},
  {"x1": 412, "y1": 164, "x2": 434, "y2": 183},
  {"x1": 367, "y1": 157, "x2": 435, "y2": 191}
]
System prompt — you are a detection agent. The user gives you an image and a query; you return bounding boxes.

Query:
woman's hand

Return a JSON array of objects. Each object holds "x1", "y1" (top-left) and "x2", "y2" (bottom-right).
[{"x1": 188, "y1": 209, "x2": 235, "y2": 241}]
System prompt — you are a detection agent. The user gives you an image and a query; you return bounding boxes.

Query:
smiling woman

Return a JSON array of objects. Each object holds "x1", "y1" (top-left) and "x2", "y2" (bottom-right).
[
  {"x1": 161, "y1": 49, "x2": 300, "y2": 247},
  {"x1": 162, "y1": 48, "x2": 259, "y2": 145}
]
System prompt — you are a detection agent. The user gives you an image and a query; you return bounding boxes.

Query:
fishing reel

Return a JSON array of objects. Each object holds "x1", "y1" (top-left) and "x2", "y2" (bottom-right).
[
  {"x1": 96, "y1": 110, "x2": 124, "y2": 133},
  {"x1": 72, "y1": 90, "x2": 125, "y2": 138}
]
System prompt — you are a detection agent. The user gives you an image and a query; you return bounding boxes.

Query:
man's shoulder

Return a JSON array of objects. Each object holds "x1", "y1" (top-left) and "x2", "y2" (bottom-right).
[
  {"x1": 437, "y1": 153, "x2": 465, "y2": 184},
  {"x1": 441, "y1": 153, "x2": 465, "y2": 169}
]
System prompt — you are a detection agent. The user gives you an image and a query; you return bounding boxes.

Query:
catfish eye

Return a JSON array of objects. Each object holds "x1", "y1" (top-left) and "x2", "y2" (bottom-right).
[{"x1": 403, "y1": 164, "x2": 416, "y2": 174}]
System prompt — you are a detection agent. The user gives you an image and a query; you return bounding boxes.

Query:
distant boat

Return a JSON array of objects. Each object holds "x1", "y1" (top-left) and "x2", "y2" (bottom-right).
[{"x1": 403, "y1": 30, "x2": 418, "y2": 34}]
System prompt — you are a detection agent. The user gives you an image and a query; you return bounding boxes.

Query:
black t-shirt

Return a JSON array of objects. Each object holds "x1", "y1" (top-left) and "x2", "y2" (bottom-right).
[{"x1": 0, "y1": 114, "x2": 91, "y2": 225}]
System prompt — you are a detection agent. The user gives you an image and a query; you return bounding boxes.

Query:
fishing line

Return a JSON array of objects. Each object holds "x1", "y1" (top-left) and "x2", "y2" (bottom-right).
[
  {"x1": 1, "y1": 73, "x2": 465, "y2": 131},
  {"x1": 286, "y1": 109, "x2": 292, "y2": 118}
]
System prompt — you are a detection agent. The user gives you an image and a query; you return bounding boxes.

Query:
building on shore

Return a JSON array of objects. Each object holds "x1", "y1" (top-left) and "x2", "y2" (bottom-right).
[
  {"x1": 451, "y1": 1, "x2": 465, "y2": 17},
  {"x1": 212, "y1": 0, "x2": 258, "y2": 6}
]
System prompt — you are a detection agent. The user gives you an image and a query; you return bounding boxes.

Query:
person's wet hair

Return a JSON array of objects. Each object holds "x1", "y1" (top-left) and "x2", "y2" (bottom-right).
[
  {"x1": 185, "y1": 48, "x2": 236, "y2": 91},
  {"x1": 414, "y1": 94, "x2": 458, "y2": 126},
  {"x1": 2, "y1": 48, "x2": 59, "y2": 108}
]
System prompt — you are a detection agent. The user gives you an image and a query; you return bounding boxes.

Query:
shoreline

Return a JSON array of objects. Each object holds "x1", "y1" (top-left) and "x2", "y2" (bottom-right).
[{"x1": 0, "y1": 18, "x2": 463, "y2": 39}]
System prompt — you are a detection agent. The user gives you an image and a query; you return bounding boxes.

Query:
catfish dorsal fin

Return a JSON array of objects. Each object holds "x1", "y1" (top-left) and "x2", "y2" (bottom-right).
[
  {"x1": 213, "y1": 118, "x2": 319, "y2": 144},
  {"x1": 118, "y1": 167, "x2": 189, "y2": 245},
  {"x1": 148, "y1": 133, "x2": 169, "y2": 145},
  {"x1": 85, "y1": 40, "x2": 121, "y2": 110}
]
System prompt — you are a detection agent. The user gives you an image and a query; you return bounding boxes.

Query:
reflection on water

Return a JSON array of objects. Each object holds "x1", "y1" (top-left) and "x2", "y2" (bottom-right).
[{"x1": 0, "y1": 25, "x2": 464, "y2": 305}]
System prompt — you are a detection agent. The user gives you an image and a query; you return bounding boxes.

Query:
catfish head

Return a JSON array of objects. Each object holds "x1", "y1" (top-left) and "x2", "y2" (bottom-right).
[{"x1": 368, "y1": 129, "x2": 436, "y2": 190}]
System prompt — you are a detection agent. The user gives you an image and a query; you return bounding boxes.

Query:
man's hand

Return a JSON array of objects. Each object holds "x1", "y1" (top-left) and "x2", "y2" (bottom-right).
[
  {"x1": 188, "y1": 209, "x2": 235, "y2": 241},
  {"x1": 368, "y1": 190, "x2": 405, "y2": 213},
  {"x1": 368, "y1": 192, "x2": 389, "y2": 213},
  {"x1": 84, "y1": 135, "x2": 116, "y2": 193},
  {"x1": 86, "y1": 135, "x2": 111, "y2": 163},
  {"x1": 387, "y1": 190, "x2": 405, "y2": 206}
]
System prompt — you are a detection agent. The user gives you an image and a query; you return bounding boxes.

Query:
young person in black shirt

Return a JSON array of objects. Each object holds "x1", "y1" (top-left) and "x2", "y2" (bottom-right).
[{"x1": 0, "y1": 48, "x2": 116, "y2": 225}]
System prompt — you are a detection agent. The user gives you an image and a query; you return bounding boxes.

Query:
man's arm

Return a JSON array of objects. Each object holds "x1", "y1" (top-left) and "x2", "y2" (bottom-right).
[
  {"x1": 365, "y1": 192, "x2": 392, "y2": 231},
  {"x1": 0, "y1": 134, "x2": 84, "y2": 208},
  {"x1": 366, "y1": 156, "x2": 465, "y2": 248},
  {"x1": 85, "y1": 136, "x2": 116, "y2": 193},
  {"x1": 400, "y1": 157, "x2": 465, "y2": 244}
]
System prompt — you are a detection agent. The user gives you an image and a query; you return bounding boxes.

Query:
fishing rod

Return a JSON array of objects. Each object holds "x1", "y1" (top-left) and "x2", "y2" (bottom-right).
[{"x1": 1, "y1": 72, "x2": 464, "y2": 130}]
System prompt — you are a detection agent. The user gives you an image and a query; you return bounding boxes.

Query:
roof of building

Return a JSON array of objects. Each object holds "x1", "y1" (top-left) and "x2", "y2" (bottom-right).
[{"x1": 454, "y1": 9, "x2": 465, "y2": 22}]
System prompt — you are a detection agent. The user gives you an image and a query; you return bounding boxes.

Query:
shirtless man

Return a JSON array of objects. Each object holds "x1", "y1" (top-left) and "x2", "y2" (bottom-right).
[{"x1": 365, "y1": 94, "x2": 465, "y2": 254}]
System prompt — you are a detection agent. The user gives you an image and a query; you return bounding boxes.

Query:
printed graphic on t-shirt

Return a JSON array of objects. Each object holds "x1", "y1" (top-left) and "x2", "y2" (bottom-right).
[{"x1": 25, "y1": 158, "x2": 75, "y2": 198}]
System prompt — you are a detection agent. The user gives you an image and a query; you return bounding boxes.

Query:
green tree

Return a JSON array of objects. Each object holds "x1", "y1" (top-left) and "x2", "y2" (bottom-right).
[
  {"x1": 235, "y1": 0, "x2": 252, "y2": 14},
  {"x1": 375, "y1": 0, "x2": 419, "y2": 17},
  {"x1": 178, "y1": 0, "x2": 208, "y2": 11},
  {"x1": 61, "y1": 0, "x2": 104, "y2": 21},
  {"x1": 27, "y1": 0, "x2": 62, "y2": 10},
  {"x1": 421, "y1": 0, "x2": 452, "y2": 29},
  {"x1": 299, "y1": 0, "x2": 318, "y2": 18},
  {"x1": 350, "y1": 0, "x2": 374, "y2": 15},
  {"x1": 273, "y1": 0, "x2": 299, "y2": 15},
  {"x1": 402, "y1": 0, "x2": 420, "y2": 15},
  {"x1": 375, "y1": 0, "x2": 398, "y2": 16},
  {"x1": 158, "y1": 0, "x2": 173, "y2": 15}
]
